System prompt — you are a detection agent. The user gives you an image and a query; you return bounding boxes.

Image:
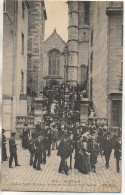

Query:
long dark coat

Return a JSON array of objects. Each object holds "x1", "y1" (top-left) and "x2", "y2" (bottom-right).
[
  {"x1": 114, "y1": 140, "x2": 121, "y2": 160},
  {"x1": 9, "y1": 136, "x2": 17, "y2": 154},
  {"x1": 57, "y1": 139, "x2": 71, "y2": 159}
]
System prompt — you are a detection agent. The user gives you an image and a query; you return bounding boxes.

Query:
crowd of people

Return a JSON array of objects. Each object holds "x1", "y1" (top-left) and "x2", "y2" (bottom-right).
[{"x1": 2, "y1": 83, "x2": 121, "y2": 176}]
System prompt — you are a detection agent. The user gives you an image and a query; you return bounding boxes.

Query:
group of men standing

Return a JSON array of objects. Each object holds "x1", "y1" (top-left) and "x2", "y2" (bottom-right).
[
  {"x1": 57, "y1": 124, "x2": 121, "y2": 175},
  {"x1": 1, "y1": 83, "x2": 121, "y2": 175},
  {"x1": 20, "y1": 121, "x2": 59, "y2": 170}
]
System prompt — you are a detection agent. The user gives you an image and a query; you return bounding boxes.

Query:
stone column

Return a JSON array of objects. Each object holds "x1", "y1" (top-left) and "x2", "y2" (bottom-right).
[
  {"x1": 67, "y1": 1, "x2": 78, "y2": 86},
  {"x1": 33, "y1": 97, "x2": 44, "y2": 125},
  {"x1": 79, "y1": 98, "x2": 90, "y2": 124}
]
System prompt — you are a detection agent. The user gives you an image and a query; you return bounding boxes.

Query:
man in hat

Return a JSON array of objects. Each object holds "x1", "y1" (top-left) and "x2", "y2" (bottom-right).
[
  {"x1": 57, "y1": 134, "x2": 70, "y2": 175},
  {"x1": 9, "y1": 132, "x2": 21, "y2": 168},
  {"x1": 97, "y1": 127, "x2": 104, "y2": 156},
  {"x1": 88, "y1": 136, "x2": 99, "y2": 173},
  {"x1": 114, "y1": 137, "x2": 121, "y2": 173},
  {"x1": 102, "y1": 132, "x2": 113, "y2": 169},
  {"x1": 22, "y1": 123, "x2": 30, "y2": 149},
  {"x1": 51, "y1": 125, "x2": 59, "y2": 150},
  {"x1": 73, "y1": 127, "x2": 81, "y2": 156},
  {"x1": 33, "y1": 134, "x2": 43, "y2": 170},
  {"x1": 28, "y1": 132, "x2": 35, "y2": 166},
  {"x1": 42, "y1": 131, "x2": 48, "y2": 164},
  {"x1": 46, "y1": 128, "x2": 52, "y2": 157},
  {"x1": 2, "y1": 129, "x2": 8, "y2": 161},
  {"x1": 36, "y1": 121, "x2": 42, "y2": 136}
]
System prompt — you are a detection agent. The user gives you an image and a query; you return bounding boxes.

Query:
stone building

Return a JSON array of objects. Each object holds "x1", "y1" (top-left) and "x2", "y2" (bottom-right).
[
  {"x1": 67, "y1": 1, "x2": 95, "y2": 86},
  {"x1": 43, "y1": 30, "x2": 66, "y2": 86},
  {"x1": 67, "y1": 1, "x2": 123, "y2": 128},
  {"x1": 2, "y1": 0, "x2": 31, "y2": 137},
  {"x1": 88, "y1": 1, "x2": 123, "y2": 128},
  {"x1": 27, "y1": 0, "x2": 47, "y2": 114}
]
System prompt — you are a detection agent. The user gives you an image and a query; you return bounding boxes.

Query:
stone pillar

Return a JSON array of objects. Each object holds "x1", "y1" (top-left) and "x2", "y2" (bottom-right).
[
  {"x1": 33, "y1": 97, "x2": 44, "y2": 125},
  {"x1": 67, "y1": 1, "x2": 78, "y2": 86},
  {"x1": 79, "y1": 98, "x2": 90, "y2": 124}
]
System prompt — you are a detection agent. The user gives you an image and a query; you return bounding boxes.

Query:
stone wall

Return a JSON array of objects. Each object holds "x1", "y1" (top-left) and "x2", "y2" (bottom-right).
[
  {"x1": 89, "y1": 2, "x2": 108, "y2": 118},
  {"x1": 2, "y1": 0, "x2": 29, "y2": 136},
  {"x1": 27, "y1": 0, "x2": 46, "y2": 95},
  {"x1": 107, "y1": 14, "x2": 123, "y2": 93},
  {"x1": 107, "y1": 5, "x2": 123, "y2": 127},
  {"x1": 16, "y1": 0, "x2": 28, "y2": 116}
]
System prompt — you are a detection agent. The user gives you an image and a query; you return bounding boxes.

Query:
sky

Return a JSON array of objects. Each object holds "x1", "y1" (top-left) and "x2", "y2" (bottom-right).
[{"x1": 44, "y1": 0, "x2": 68, "y2": 42}]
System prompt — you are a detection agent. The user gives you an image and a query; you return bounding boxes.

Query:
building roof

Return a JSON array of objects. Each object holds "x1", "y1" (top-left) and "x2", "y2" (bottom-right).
[{"x1": 44, "y1": 29, "x2": 66, "y2": 45}]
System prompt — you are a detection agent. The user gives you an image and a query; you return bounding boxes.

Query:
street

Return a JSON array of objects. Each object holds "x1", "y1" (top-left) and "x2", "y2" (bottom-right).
[{"x1": 1, "y1": 140, "x2": 121, "y2": 192}]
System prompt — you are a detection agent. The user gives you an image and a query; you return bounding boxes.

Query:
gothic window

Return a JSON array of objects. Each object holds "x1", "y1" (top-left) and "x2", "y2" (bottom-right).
[
  {"x1": 90, "y1": 52, "x2": 93, "y2": 73},
  {"x1": 81, "y1": 65, "x2": 87, "y2": 84},
  {"x1": 22, "y1": 1, "x2": 25, "y2": 19},
  {"x1": 84, "y1": 2, "x2": 90, "y2": 25},
  {"x1": 48, "y1": 49, "x2": 61, "y2": 76},
  {"x1": 91, "y1": 30, "x2": 93, "y2": 47},
  {"x1": 90, "y1": 77, "x2": 93, "y2": 99},
  {"x1": 22, "y1": 33, "x2": 24, "y2": 54},
  {"x1": 21, "y1": 71, "x2": 24, "y2": 94}
]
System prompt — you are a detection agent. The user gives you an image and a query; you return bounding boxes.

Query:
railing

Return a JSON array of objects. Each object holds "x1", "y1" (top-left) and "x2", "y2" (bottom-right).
[
  {"x1": 88, "y1": 117, "x2": 108, "y2": 127},
  {"x1": 16, "y1": 116, "x2": 34, "y2": 126},
  {"x1": 16, "y1": 116, "x2": 35, "y2": 139},
  {"x1": 107, "y1": 1, "x2": 123, "y2": 8}
]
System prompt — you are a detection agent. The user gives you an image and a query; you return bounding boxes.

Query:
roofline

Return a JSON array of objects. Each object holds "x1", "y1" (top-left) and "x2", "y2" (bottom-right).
[{"x1": 44, "y1": 30, "x2": 66, "y2": 44}]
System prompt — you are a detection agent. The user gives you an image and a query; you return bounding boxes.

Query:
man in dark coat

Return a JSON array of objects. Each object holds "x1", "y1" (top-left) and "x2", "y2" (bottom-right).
[
  {"x1": 35, "y1": 121, "x2": 42, "y2": 137},
  {"x1": 73, "y1": 128, "x2": 80, "y2": 155},
  {"x1": 102, "y1": 132, "x2": 113, "y2": 169},
  {"x1": 57, "y1": 135, "x2": 71, "y2": 175},
  {"x1": 2, "y1": 129, "x2": 8, "y2": 161},
  {"x1": 9, "y1": 132, "x2": 21, "y2": 168},
  {"x1": 42, "y1": 132, "x2": 48, "y2": 164},
  {"x1": 114, "y1": 137, "x2": 121, "y2": 173},
  {"x1": 67, "y1": 134, "x2": 74, "y2": 169},
  {"x1": 22, "y1": 123, "x2": 30, "y2": 149},
  {"x1": 28, "y1": 133, "x2": 35, "y2": 166},
  {"x1": 46, "y1": 128, "x2": 52, "y2": 156},
  {"x1": 88, "y1": 136, "x2": 99, "y2": 173},
  {"x1": 33, "y1": 135, "x2": 43, "y2": 170}
]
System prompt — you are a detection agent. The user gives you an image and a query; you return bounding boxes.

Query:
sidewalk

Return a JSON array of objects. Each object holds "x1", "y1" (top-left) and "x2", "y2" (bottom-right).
[{"x1": 1, "y1": 140, "x2": 121, "y2": 192}]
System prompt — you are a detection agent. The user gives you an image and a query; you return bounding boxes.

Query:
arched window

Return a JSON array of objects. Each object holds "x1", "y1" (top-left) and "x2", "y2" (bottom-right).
[
  {"x1": 48, "y1": 49, "x2": 61, "y2": 75},
  {"x1": 84, "y1": 2, "x2": 90, "y2": 25}
]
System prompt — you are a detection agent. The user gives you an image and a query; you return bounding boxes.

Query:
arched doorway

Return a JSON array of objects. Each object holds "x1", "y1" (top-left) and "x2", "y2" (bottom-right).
[{"x1": 48, "y1": 80, "x2": 59, "y2": 87}]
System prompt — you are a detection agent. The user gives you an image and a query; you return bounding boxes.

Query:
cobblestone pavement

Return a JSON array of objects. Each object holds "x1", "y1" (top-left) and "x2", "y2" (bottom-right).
[{"x1": 1, "y1": 140, "x2": 121, "y2": 192}]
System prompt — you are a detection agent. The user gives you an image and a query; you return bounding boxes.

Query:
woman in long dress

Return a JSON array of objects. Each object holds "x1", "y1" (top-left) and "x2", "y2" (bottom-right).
[{"x1": 78, "y1": 137, "x2": 91, "y2": 174}]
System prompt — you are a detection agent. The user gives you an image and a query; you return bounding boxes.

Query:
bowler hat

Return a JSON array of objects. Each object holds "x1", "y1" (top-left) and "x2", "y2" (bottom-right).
[{"x1": 11, "y1": 132, "x2": 16, "y2": 136}]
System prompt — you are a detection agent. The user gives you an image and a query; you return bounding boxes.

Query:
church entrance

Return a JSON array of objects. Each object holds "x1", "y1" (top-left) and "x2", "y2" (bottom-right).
[{"x1": 48, "y1": 79, "x2": 59, "y2": 87}]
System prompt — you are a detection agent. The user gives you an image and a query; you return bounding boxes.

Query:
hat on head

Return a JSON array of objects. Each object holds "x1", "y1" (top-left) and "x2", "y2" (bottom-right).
[
  {"x1": 11, "y1": 132, "x2": 16, "y2": 136},
  {"x1": 2, "y1": 129, "x2": 5, "y2": 133}
]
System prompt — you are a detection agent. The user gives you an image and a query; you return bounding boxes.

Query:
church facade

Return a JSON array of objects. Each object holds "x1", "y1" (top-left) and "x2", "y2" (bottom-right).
[{"x1": 43, "y1": 30, "x2": 66, "y2": 86}]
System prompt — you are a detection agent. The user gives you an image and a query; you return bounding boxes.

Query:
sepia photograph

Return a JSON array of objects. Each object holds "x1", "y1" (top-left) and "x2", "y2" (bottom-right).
[{"x1": 1, "y1": 0, "x2": 123, "y2": 192}]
